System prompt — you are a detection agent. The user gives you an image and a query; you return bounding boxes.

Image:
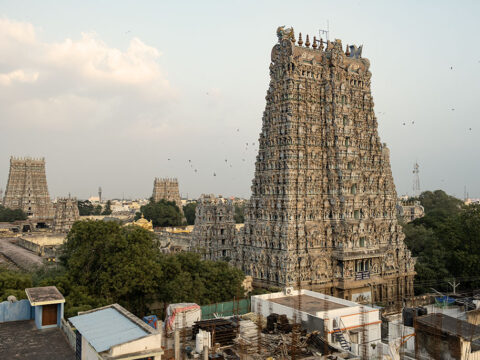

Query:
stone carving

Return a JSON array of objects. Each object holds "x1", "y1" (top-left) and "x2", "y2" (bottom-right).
[
  {"x1": 192, "y1": 194, "x2": 236, "y2": 261},
  {"x1": 232, "y1": 28, "x2": 415, "y2": 304},
  {"x1": 52, "y1": 197, "x2": 79, "y2": 233},
  {"x1": 3, "y1": 157, "x2": 54, "y2": 221}
]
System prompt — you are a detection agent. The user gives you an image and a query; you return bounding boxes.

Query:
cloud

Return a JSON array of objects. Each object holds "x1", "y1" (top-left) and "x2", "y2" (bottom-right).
[
  {"x1": 0, "y1": 69, "x2": 39, "y2": 85},
  {"x1": 0, "y1": 17, "x2": 174, "y2": 132}
]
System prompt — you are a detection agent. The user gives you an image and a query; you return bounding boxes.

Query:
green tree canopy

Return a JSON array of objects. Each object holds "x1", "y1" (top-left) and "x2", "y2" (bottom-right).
[
  {"x1": 157, "y1": 252, "x2": 245, "y2": 305},
  {"x1": 61, "y1": 220, "x2": 162, "y2": 314},
  {"x1": 102, "y1": 200, "x2": 112, "y2": 215},
  {"x1": 403, "y1": 190, "x2": 480, "y2": 294},
  {"x1": 183, "y1": 202, "x2": 197, "y2": 225},
  {"x1": 77, "y1": 200, "x2": 94, "y2": 216},
  {"x1": 136, "y1": 199, "x2": 184, "y2": 227},
  {"x1": 0, "y1": 205, "x2": 28, "y2": 222}
]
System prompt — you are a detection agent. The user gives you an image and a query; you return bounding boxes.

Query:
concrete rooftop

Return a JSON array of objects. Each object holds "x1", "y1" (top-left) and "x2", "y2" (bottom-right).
[
  {"x1": 0, "y1": 320, "x2": 74, "y2": 360},
  {"x1": 25, "y1": 286, "x2": 65, "y2": 305},
  {"x1": 269, "y1": 294, "x2": 348, "y2": 315}
]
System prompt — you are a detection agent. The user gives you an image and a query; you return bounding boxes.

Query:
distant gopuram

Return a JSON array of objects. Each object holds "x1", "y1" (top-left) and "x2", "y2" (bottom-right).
[
  {"x1": 52, "y1": 197, "x2": 80, "y2": 233},
  {"x1": 233, "y1": 27, "x2": 415, "y2": 305},
  {"x1": 152, "y1": 178, "x2": 185, "y2": 217},
  {"x1": 3, "y1": 157, "x2": 53, "y2": 220}
]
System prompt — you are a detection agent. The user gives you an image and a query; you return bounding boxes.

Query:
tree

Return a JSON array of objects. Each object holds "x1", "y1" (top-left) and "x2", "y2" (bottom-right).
[
  {"x1": 234, "y1": 203, "x2": 245, "y2": 223},
  {"x1": 136, "y1": 199, "x2": 184, "y2": 227},
  {"x1": 102, "y1": 200, "x2": 112, "y2": 215},
  {"x1": 156, "y1": 252, "x2": 245, "y2": 305},
  {"x1": 93, "y1": 204, "x2": 102, "y2": 215},
  {"x1": 77, "y1": 200, "x2": 94, "y2": 216},
  {"x1": 403, "y1": 190, "x2": 480, "y2": 294},
  {"x1": 0, "y1": 268, "x2": 32, "y2": 301},
  {"x1": 183, "y1": 202, "x2": 197, "y2": 225},
  {"x1": 0, "y1": 205, "x2": 28, "y2": 222},
  {"x1": 61, "y1": 220, "x2": 162, "y2": 315}
]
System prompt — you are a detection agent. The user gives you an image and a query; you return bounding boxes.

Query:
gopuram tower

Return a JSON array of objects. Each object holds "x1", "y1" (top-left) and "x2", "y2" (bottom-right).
[
  {"x1": 152, "y1": 178, "x2": 185, "y2": 219},
  {"x1": 3, "y1": 157, "x2": 53, "y2": 221},
  {"x1": 234, "y1": 27, "x2": 415, "y2": 305}
]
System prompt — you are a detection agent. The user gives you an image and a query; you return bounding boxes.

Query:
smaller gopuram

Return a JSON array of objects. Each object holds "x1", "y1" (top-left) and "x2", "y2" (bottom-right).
[
  {"x1": 192, "y1": 194, "x2": 236, "y2": 261},
  {"x1": 152, "y1": 178, "x2": 184, "y2": 217},
  {"x1": 52, "y1": 197, "x2": 80, "y2": 233}
]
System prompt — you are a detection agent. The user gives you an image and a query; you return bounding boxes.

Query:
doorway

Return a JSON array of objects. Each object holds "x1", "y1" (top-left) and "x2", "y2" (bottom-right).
[{"x1": 42, "y1": 304, "x2": 58, "y2": 326}]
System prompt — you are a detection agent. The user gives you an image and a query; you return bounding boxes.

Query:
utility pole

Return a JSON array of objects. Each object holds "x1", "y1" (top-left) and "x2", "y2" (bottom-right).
[{"x1": 448, "y1": 279, "x2": 460, "y2": 295}]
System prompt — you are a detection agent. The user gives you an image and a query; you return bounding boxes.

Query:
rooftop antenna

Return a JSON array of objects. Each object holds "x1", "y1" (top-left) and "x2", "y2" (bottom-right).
[
  {"x1": 318, "y1": 20, "x2": 330, "y2": 42},
  {"x1": 412, "y1": 161, "x2": 420, "y2": 197}
]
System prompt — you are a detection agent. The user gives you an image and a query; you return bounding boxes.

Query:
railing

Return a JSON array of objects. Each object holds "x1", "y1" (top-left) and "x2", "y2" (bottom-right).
[{"x1": 355, "y1": 271, "x2": 370, "y2": 281}]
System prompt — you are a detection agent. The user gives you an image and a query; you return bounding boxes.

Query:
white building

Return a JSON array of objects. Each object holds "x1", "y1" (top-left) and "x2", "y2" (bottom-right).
[
  {"x1": 252, "y1": 289, "x2": 381, "y2": 358},
  {"x1": 69, "y1": 303, "x2": 163, "y2": 360}
]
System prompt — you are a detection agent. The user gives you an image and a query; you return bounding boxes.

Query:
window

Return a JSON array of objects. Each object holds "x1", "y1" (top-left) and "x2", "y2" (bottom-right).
[
  {"x1": 351, "y1": 184, "x2": 357, "y2": 195},
  {"x1": 220, "y1": 229, "x2": 224, "y2": 235},
  {"x1": 354, "y1": 210, "x2": 360, "y2": 219},
  {"x1": 359, "y1": 237, "x2": 365, "y2": 247}
]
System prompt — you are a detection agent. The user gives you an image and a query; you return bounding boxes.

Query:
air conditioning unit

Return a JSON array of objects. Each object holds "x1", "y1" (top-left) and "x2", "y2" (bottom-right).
[{"x1": 283, "y1": 287, "x2": 294, "y2": 296}]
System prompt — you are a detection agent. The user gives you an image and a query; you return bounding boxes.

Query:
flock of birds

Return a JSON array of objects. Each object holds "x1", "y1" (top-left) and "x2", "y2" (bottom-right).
[
  {"x1": 167, "y1": 127, "x2": 258, "y2": 178},
  {"x1": 165, "y1": 64, "x2": 476, "y2": 178}
]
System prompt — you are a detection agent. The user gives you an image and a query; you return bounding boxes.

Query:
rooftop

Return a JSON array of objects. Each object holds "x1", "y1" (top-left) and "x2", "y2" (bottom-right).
[
  {"x1": 25, "y1": 286, "x2": 65, "y2": 306},
  {"x1": 269, "y1": 294, "x2": 348, "y2": 315},
  {"x1": 417, "y1": 313, "x2": 480, "y2": 340},
  {"x1": 69, "y1": 303, "x2": 156, "y2": 353},
  {"x1": 0, "y1": 320, "x2": 74, "y2": 360}
]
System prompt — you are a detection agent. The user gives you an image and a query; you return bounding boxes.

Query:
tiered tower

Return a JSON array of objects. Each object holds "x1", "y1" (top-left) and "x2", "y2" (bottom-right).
[
  {"x1": 3, "y1": 157, "x2": 53, "y2": 220},
  {"x1": 152, "y1": 178, "x2": 184, "y2": 217},
  {"x1": 192, "y1": 194, "x2": 236, "y2": 261},
  {"x1": 52, "y1": 197, "x2": 80, "y2": 232},
  {"x1": 234, "y1": 27, "x2": 415, "y2": 305}
]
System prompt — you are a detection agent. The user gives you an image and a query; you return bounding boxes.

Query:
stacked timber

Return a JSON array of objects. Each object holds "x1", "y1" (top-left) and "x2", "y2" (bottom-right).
[{"x1": 192, "y1": 319, "x2": 238, "y2": 346}]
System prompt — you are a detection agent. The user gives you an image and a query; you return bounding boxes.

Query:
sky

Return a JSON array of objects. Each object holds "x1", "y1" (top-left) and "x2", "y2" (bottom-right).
[{"x1": 0, "y1": 0, "x2": 479, "y2": 200}]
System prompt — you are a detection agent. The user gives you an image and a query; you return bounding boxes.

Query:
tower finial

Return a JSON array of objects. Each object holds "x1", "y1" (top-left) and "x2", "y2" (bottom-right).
[
  {"x1": 345, "y1": 44, "x2": 351, "y2": 56},
  {"x1": 298, "y1": 32, "x2": 303, "y2": 46},
  {"x1": 312, "y1": 36, "x2": 318, "y2": 49},
  {"x1": 305, "y1": 34, "x2": 310, "y2": 48},
  {"x1": 319, "y1": 38, "x2": 324, "y2": 50}
]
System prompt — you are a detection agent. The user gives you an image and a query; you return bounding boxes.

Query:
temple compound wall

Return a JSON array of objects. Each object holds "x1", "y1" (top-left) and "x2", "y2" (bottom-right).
[
  {"x1": 3, "y1": 157, "x2": 53, "y2": 221},
  {"x1": 192, "y1": 194, "x2": 236, "y2": 261},
  {"x1": 232, "y1": 27, "x2": 415, "y2": 306},
  {"x1": 152, "y1": 178, "x2": 184, "y2": 217},
  {"x1": 52, "y1": 197, "x2": 80, "y2": 233}
]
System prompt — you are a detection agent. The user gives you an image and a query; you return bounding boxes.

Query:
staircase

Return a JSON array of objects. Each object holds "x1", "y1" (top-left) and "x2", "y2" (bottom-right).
[{"x1": 334, "y1": 329, "x2": 351, "y2": 351}]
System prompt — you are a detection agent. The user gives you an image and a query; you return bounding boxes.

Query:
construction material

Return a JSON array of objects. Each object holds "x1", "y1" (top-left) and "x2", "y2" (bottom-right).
[
  {"x1": 165, "y1": 303, "x2": 201, "y2": 332},
  {"x1": 192, "y1": 319, "x2": 238, "y2": 346},
  {"x1": 196, "y1": 329, "x2": 212, "y2": 353}
]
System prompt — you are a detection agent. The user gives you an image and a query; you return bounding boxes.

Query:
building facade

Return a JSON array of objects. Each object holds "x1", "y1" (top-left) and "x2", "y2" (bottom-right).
[
  {"x1": 52, "y1": 197, "x2": 80, "y2": 233},
  {"x1": 233, "y1": 27, "x2": 415, "y2": 305},
  {"x1": 3, "y1": 157, "x2": 53, "y2": 221},
  {"x1": 397, "y1": 200, "x2": 425, "y2": 223},
  {"x1": 192, "y1": 194, "x2": 236, "y2": 261},
  {"x1": 152, "y1": 178, "x2": 184, "y2": 217}
]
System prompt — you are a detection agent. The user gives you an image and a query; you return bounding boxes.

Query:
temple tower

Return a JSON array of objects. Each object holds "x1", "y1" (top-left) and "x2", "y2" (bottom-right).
[
  {"x1": 192, "y1": 194, "x2": 236, "y2": 261},
  {"x1": 52, "y1": 197, "x2": 80, "y2": 232},
  {"x1": 234, "y1": 27, "x2": 415, "y2": 305},
  {"x1": 152, "y1": 178, "x2": 185, "y2": 217},
  {"x1": 3, "y1": 157, "x2": 53, "y2": 220}
]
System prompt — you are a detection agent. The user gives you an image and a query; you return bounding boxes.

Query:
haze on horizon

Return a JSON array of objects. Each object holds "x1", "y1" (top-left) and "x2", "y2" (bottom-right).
[{"x1": 0, "y1": 0, "x2": 479, "y2": 200}]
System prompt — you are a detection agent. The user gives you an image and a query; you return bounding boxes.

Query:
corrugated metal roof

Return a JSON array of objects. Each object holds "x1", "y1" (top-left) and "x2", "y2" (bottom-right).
[{"x1": 69, "y1": 307, "x2": 148, "y2": 353}]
